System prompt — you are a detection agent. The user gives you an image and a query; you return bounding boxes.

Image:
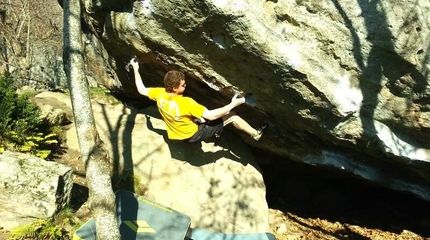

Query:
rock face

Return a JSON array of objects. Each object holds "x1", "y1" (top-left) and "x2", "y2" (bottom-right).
[
  {"x1": 0, "y1": 151, "x2": 73, "y2": 230},
  {"x1": 70, "y1": 1, "x2": 430, "y2": 200},
  {"x1": 37, "y1": 91, "x2": 269, "y2": 233}
]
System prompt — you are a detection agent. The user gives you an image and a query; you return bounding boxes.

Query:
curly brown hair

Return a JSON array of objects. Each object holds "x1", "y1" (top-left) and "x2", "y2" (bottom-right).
[{"x1": 164, "y1": 70, "x2": 184, "y2": 93}]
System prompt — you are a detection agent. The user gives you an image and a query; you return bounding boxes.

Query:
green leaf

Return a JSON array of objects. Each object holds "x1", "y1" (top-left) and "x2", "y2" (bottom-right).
[{"x1": 35, "y1": 150, "x2": 51, "y2": 159}]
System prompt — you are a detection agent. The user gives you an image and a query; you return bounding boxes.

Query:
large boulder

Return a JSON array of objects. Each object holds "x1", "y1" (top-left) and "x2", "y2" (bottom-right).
[
  {"x1": 0, "y1": 151, "x2": 73, "y2": 230},
  {"x1": 66, "y1": 0, "x2": 430, "y2": 201},
  {"x1": 36, "y1": 91, "x2": 269, "y2": 233}
]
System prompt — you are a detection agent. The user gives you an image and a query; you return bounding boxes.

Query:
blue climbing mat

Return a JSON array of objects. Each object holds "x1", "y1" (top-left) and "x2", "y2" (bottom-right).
[
  {"x1": 189, "y1": 228, "x2": 276, "y2": 240},
  {"x1": 73, "y1": 189, "x2": 191, "y2": 240}
]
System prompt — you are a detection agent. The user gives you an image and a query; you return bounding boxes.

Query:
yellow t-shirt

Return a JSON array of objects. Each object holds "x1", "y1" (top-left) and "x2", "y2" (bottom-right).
[{"x1": 148, "y1": 88, "x2": 206, "y2": 140}]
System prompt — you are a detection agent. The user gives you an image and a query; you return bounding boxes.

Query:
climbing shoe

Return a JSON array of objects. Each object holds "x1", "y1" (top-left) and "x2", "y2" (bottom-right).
[{"x1": 252, "y1": 123, "x2": 268, "y2": 141}]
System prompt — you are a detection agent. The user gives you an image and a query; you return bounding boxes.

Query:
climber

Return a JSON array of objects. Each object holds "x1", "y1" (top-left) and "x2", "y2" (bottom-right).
[{"x1": 129, "y1": 58, "x2": 267, "y2": 143}]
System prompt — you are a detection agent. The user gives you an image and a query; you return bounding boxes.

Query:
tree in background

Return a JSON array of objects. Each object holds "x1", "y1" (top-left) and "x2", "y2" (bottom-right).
[
  {"x1": 0, "y1": 0, "x2": 63, "y2": 89},
  {"x1": 62, "y1": 0, "x2": 120, "y2": 238}
]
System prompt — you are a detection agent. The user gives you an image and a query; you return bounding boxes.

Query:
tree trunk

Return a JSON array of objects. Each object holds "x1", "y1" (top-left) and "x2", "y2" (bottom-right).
[
  {"x1": 62, "y1": 0, "x2": 120, "y2": 239},
  {"x1": 26, "y1": 1, "x2": 30, "y2": 64}
]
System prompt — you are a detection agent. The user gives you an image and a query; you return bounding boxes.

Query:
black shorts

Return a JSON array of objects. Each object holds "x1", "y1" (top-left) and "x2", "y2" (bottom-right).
[{"x1": 186, "y1": 118, "x2": 224, "y2": 143}]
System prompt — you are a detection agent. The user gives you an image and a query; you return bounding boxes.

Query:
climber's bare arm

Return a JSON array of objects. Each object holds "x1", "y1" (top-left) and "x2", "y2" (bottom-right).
[{"x1": 130, "y1": 58, "x2": 149, "y2": 97}]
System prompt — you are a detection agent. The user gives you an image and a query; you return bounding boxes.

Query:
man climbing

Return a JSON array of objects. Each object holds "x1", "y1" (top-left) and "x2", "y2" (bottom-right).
[{"x1": 129, "y1": 58, "x2": 267, "y2": 143}]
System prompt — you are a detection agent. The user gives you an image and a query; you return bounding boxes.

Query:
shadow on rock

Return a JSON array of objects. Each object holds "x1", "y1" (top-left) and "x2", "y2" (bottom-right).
[{"x1": 144, "y1": 112, "x2": 262, "y2": 172}]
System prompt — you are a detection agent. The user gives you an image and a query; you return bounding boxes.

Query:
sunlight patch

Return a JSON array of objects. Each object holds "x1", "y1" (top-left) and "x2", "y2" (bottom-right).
[
  {"x1": 139, "y1": 0, "x2": 154, "y2": 16},
  {"x1": 332, "y1": 74, "x2": 362, "y2": 114},
  {"x1": 375, "y1": 121, "x2": 429, "y2": 161},
  {"x1": 275, "y1": 42, "x2": 302, "y2": 69},
  {"x1": 211, "y1": 0, "x2": 245, "y2": 12}
]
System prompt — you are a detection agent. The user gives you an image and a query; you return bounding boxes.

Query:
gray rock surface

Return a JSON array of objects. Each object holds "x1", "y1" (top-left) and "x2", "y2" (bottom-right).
[
  {"x1": 0, "y1": 151, "x2": 73, "y2": 230},
  {"x1": 36, "y1": 91, "x2": 269, "y2": 234},
  {"x1": 70, "y1": 0, "x2": 430, "y2": 201}
]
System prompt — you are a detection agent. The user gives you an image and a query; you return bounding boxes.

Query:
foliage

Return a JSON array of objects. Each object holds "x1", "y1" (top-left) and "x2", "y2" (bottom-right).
[
  {"x1": 0, "y1": 73, "x2": 63, "y2": 159},
  {"x1": 133, "y1": 174, "x2": 149, "y2": 196},
  {"x1": 8, "y1": 207, "x2": 81, "y2": 240},
  {"x1": 89, "y1": 87, "x2": 122, "y2": 105},
  {"x1": 9, "y1": 219, "x2": 65, "y2": 240},
  {"x1": 112, "y1": 169, "x2": 148, "y2": 196},
  {"x1": 0, "y1": 73, "x2": 41, "y2": 135},
  {"x1": 21, "y1": 133, "x2": 58, "y2": 159},
  {"x1": 53, "y1": 207, "x2": 83, "y2": 234}
]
